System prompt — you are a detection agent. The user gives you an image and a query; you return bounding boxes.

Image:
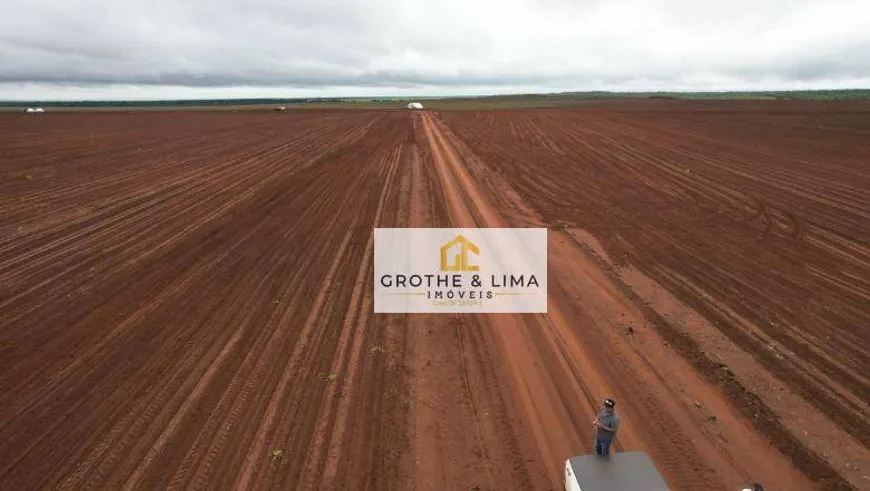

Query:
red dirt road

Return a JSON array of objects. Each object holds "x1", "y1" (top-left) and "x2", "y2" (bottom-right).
[{"x1": 1, "y1": 104, "x2": 867, "y2": 490}]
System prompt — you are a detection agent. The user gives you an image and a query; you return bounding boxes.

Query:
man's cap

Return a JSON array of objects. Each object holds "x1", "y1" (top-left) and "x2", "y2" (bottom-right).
[{"x1": 603, "y1": 398, "x2": 615, "y2": 408}]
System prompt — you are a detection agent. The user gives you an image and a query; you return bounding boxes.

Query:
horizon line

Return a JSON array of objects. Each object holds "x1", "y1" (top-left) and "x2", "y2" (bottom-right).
[{"x1": 2, "y1": 87, "x2": 869, "y2": 104}]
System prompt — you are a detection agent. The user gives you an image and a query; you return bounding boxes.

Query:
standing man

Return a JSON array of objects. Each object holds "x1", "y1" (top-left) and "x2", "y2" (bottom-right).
[{"x1": 593, "y1": 398, "x2": 619, "y2": 456}]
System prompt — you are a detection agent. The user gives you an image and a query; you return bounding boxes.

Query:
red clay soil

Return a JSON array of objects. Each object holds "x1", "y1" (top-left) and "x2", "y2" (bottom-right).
[{"x1": 0, "y1": 103, "x2": 866, "y2": 491}]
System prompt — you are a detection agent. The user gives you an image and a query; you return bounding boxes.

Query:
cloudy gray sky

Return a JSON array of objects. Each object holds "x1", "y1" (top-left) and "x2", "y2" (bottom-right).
[{"x1": 1, "y1": 0, "x2": 869, "y2": 100}]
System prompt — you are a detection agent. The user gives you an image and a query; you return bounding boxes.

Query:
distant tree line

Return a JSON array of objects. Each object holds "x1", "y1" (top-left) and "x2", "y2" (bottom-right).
[
  {"x1": 548, "y1": 89, "x2": 870, "y2": 101},
  {"x1": 2, "y1": 89, "x2": 868, "y2": 108},
  {"x1": 0, "y1": 98, "x2": 352, "y2": 108}
]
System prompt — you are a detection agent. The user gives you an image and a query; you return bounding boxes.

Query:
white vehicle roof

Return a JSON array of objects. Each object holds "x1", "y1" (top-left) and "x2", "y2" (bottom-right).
[{"x1": 566, "y1": 451, "x2": 668, "y2": 491}]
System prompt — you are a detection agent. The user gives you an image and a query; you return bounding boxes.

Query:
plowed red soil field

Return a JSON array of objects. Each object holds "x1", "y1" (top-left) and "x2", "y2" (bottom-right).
[{"x1": 1, "y1": 102, "x2": 868, "y2": 491}]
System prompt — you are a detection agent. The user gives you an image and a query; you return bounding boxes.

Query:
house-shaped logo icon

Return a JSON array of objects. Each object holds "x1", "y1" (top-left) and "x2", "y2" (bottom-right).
[{"x1": 440, "y1": 235, "x2": 480, "y2": 272}]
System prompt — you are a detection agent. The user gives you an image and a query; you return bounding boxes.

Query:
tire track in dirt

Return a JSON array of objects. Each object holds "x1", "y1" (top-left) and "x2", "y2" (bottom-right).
[
  {"x1": 399, "y1": 129, "x2": 518, "y2": 491},
  {"x1": 418, "y1": 111, "x2": 817, "y2": 490},
  {"x1": 300, "y1": 144, "x2": 402, "y2": 488},
  {"x1": 421, "y1": 112, "x2": 599, "y2": 485},
  {"x1": 440, "y1": 106, "x2": 867, "y2": 490}
]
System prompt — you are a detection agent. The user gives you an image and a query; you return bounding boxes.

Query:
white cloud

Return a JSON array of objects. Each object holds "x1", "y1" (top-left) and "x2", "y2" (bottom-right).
[{"x1": 0, "y1": 0, "x2": 868, "y2": 99}]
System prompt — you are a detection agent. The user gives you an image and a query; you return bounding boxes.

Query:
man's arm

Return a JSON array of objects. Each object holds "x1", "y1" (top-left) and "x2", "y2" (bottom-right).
[{"x1": 598, "y1": 415, "x2": 618, "y2": 432}]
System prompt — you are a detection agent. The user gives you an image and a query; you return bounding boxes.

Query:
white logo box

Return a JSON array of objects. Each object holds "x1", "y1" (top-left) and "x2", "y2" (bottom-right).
[{"x1": 374, "y1": 228, "x2": 547, "y2": 313}]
